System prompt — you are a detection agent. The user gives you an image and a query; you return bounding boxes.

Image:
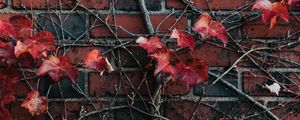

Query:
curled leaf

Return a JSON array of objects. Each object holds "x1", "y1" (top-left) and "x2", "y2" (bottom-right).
[
  {"x1": 192, "y1": 13, "x2": 228, "y2": 47},
  {"x1": 38, "y1": 56, "x2": 79, "y2": 84},
  {"x1": 266, "y1": 83, "x2": 281, "y2": 95},
  {"x1": 84, "y1": 49, "x2": 114, "y2": 74},
  {"x1": 170, "y1": 28, "x2": 196, "y2": 50},
  {"x1": 21, "y1": 90, "x2": 48, "y2": 116},
  {"x1": 136, "y1": 36, "x2": 164, "y2": 54}
]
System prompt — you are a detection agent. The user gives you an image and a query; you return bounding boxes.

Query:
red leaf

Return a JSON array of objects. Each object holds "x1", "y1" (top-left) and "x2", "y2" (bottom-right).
[
  {"x1": 38, "y1": 56, "x2": 79, "y2": 84},
  {"x1": 9, "y1": 15, "x2": 33, "y2": 39},
  {"x1": 0, "y1": 20, "x2": 15, "y2": 38},
  {"x1": 170, "y1": 28, "x2": 196, "y2": 50},
  {"x1": 136, "y1": 36, "x2": 164, "y2": 54},
  {"x1": 0, "y1": 42, "x2": 16, "y2": 65},
  {"x1": 14, "y1": 31, "x2": 56, "y2": 60},
  {"x1": 0, "y1": 67, "x2": 20, "y2": 104},
  {"x1": 0, "y1": 103, "x2": 13, "y2": 120},
  {"x1": 150, "y1": 49, "x2": 172, "y2": 75},
  {"x1": 252, "y1": 0, "x2": 289, "y2": 30},
  {"x1": 288, "y1": 0, "x2": 300, "y2": 5},
  {"x1": 173, "y1": 59, "x2": 208, "y2": 90},
  {"x1": 21, "y1": 90, "x2": 48, "y2": 116},
  {"x1": 192, "y1": 13, "x2": 228, "y2": 47},
  {"x1": 84, "y1": 49, "x2": 114, "y2": 74},
  {"x1": 0, "y1": 67, "x2": 20, "y2": 120}
]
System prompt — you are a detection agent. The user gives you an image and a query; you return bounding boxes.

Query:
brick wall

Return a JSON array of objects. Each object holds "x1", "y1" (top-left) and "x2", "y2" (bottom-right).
[{"x1": 3, "y1": 0, "x2": 300, "y2": 119}]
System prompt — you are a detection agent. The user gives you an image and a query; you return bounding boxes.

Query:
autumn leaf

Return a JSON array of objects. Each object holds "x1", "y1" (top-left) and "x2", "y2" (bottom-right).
[
  {"x1": 136, "y1": 36, "x2": 164, "y2": 54},
  {"x1": 0, "y1": 41, "x2": 16, "y2": 65},
  {"x1": 252, "y1": 0, "x2": 289, "y2": 30},
  {"x1": 21, "y1": 90, "x2": 48, "y2": 116},
  {"x1": 150, "y1": 49, "x2": 173, "y2": 75},
  {"x1": 170, "y1": 28, "x2": 196, "y2": 50},
  {"x1": 0, "y1": 67, "x2": 20, "y2": 120},
  {"x1": 9, "y1": 15, "x2": 33, "y2": 39},
  {"x1": 173, "y1": 58, "x2": 208, "y2": 90},
  {"x1": 192, "y1": 13, "x2": 228, "y2": 47},
  {"x1": 38, "y1": 56, "x2": 79, "y2": 84},
  {"x1": 14, "y1": 31, "x2": 56, "y2": 60},
  {"x1": 0, "y1": 67, "x2": 20, "y2": 104},
  {"x1": 0, "y1": 20, "x2": 15, "y2": 38},
  {"x1": 0, "y1": 103, "x2": 13, "y2": 120},
  {"x1": 288, "y1": 0, "x2": 300, "y2": 5},
  {"x1": 84, "y1": 49, "x2": 114, "y2": 74}
]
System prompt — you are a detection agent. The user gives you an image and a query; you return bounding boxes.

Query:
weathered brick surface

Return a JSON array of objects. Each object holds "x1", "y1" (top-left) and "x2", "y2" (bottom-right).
[
  {"x1": 115, "y1": 0, "x2": 162, "y2": 11},
  {"x1": 243, "y1": 71, "x2": 300, "y2": 96},
  {"x1": 166, "y1": 0, "x2": 252, "y2": 10},
  {"x1": 243, "y1": 16, "x2": 300, "y2": 38},
  {"x1": 13, "y1": 0, "x2": 109, "y2": 9},
  {"x1": 12, "y1": 101, "x2": 109, "y2": 119},
  {"x1": 192, "y1": 42, "x2": 239, "y2": 67},
  {"x1": 89, "y1": 71, "x2": 156, "y2": 97},
  {"x1": 12, "y1": 0, "x2": 46, "y2": 9},
  {"x1": 38, "y1": 13, "x2": 87, "y2": 40},
  {"x1": 165, "y1": 101, "x2": 265, "y2": 120},
  {"x1": 269, "y1": 102, "x2": 300, "y2": 120},
  {"x1": 194, "y1": 71, "x2": 238, "y2": 96},
  {"x1": 90, "y1": 14, "x2": 188, "y2": 38}
]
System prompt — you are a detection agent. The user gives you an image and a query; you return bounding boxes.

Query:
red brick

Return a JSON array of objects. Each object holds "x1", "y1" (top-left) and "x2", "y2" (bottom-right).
[
  {"x1": 90, "y1": 14, "x2": 188, "y2": 38},
  {"x1": 89, "y1": 71, "x2": 156, "y2": 97},
  {"x1": 49, "y1": 0, "x2": 109, "y2": 9},
  {"x1": 192, "y1": 42, "x2": 239, "y2": 67},
  {"x1": 243, "y1": 71, "x2": 299, "y2": 96},
  {"x1": 162, "y1": 81, "x2": 189, "y2": 95},
  {"x1": 12, "y1": 101, "x2": 109, "y2": 119},
  {"x1": 12, "y1": 0, "x2": 46, "y2": 9},
  {"x1": 166, "y1": 0, "x2": 251, "y2": 10},
  {"x1": 151, "y1": 15, "x2": 188, "y2": 33},
  {"x1": 115, "y1": 0, "x2": 161, "y2": 11},
  {"x1": 242, "y1": 15, "x2": 300, "y2": 38},
  {"x1": 243, "y1": 71, "x2": 274, "y2": 96},
  {"x1": 12, "y1": 0, "x2": 109, "y2": 9},
  {"x1": 165, "y1": 101, "x2": 266, "y2": 120},
  {"x1": 269, "y1": 102, "x2": 300, "y2": 120},
  {"x1": 116, "y1": 45, "x2": 151, "y2": 67},
  {"x1": 165, "y1": 101, "x2": 214, "y2": 120},
  {"x1": 270, "y1": 51, "x2": 300, "y2": 67}
]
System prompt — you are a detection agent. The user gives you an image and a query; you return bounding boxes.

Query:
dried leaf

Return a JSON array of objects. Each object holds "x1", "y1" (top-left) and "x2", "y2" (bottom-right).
[
  {"x1": 266, "y1": 83, "x2": 281, "y2": 95},
  {"x1": 21, "y1": 90, "x2": 48, "y2": 116}
]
